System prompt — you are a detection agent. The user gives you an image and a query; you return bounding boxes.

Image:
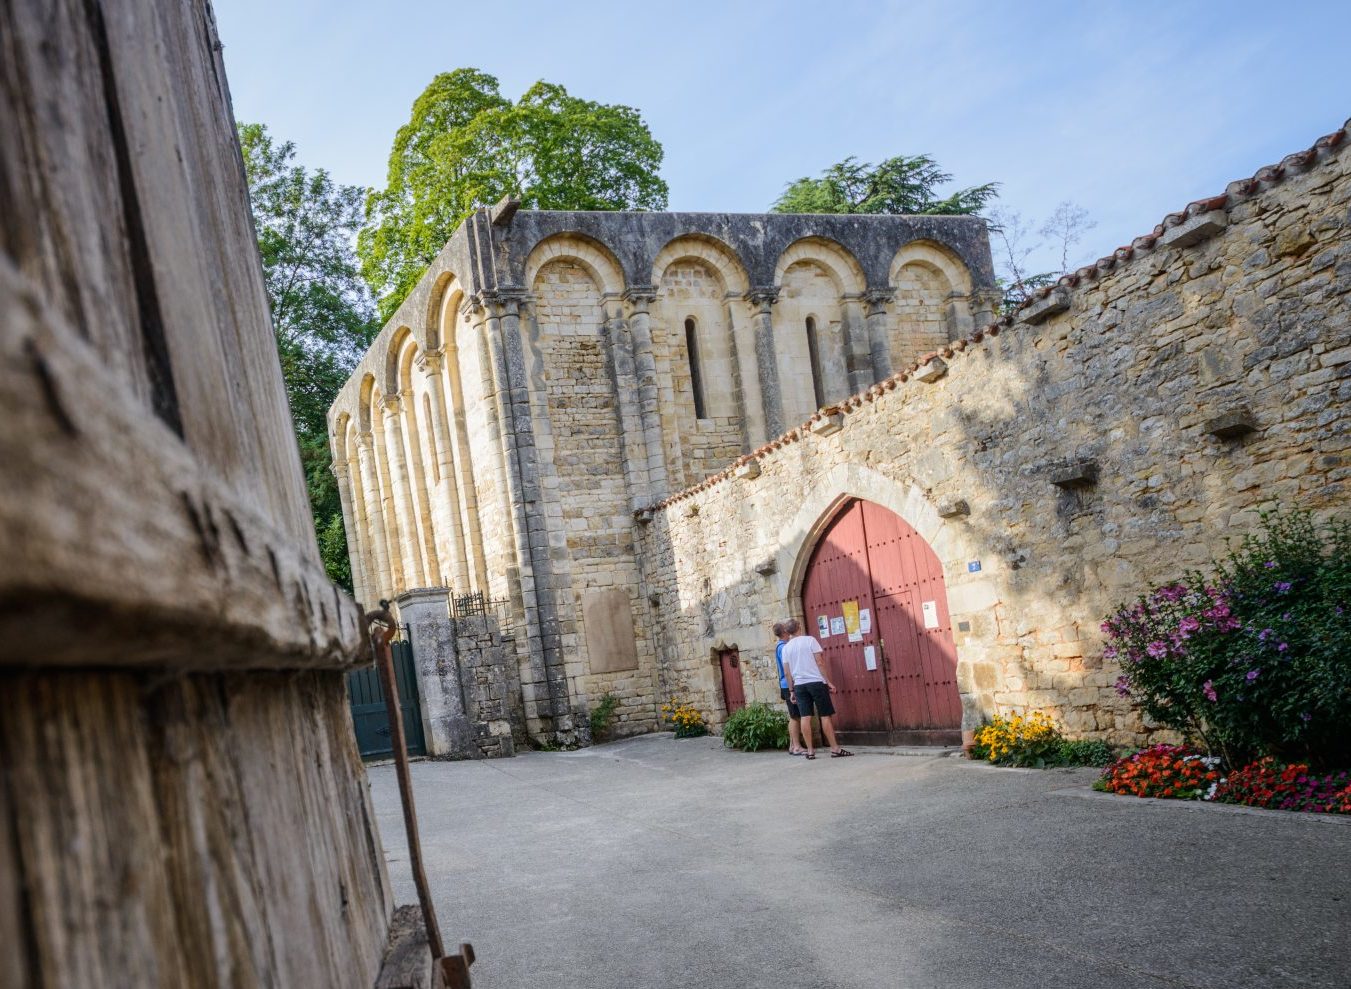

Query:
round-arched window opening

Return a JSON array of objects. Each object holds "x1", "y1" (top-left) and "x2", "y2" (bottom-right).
[{"x1": 685, "y1": 316, "x2": 707, "y2": 420}]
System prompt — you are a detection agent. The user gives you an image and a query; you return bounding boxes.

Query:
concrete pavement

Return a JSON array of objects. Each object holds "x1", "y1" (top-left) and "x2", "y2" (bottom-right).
[{"x1": 368, "y1": 733, "x2": 1350, "y2": 989}]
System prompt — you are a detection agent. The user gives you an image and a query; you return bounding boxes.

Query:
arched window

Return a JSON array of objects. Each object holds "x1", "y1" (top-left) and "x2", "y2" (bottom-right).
[
  {"x1": 805, "y1": 316, "x2": 825, "y2": 409},
  {"x1": 685, "y1": 317, "x2": 707, "y2": 420}
]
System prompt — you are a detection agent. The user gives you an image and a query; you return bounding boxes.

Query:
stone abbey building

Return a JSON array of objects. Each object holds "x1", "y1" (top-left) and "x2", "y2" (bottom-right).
[{"x1": 330, "y1": 123, "x2": 1350, "y2": 750}]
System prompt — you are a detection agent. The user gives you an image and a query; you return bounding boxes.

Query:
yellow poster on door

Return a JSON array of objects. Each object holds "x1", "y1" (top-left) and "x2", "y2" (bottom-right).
[{"x1": 842, "y1": 600, "x2": 862, "y2": 642}]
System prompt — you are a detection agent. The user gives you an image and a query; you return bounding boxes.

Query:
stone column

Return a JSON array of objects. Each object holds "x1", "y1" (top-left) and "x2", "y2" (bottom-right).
[
  {"x1": 746, "y1": 286, "x2": 784, "y2": 439},
  {"x1": 623, "y1": 286, "x2": 671, "y2": 499},
  {"x1": 945, "y1": 292, "x2": 975, "y2": 340},
  {"x1": 396, "y1": 587, "x2": 475, "y2": 759},
  {"x1": 380, "y1": 394, "x2": 426, "y2": 589},
  {"x1": 356, "y1": 431, "x2": 392, "y2": 600},
  {"x1": 489, "y1": 291, "x2": 572, "y2": 733},
  {"x1": 602, "y1": 298, "x2": 652, "y2": 508},
  {"x1": 330, "y1": 458, "x2": 369, "y2": 606},
  {"x1": 474, "y1": 296, "x2": 549, "y2": 731},
  {"x1": 446, "y1": 324, "x2": 490, "y2": 595},
  {"x1": 862, "y1": 288, "x2": 895, "y2": 383},
  {"x1": 972, "y1": 288, "x2": 1002, "y2": 330},
  {"x1": 418, "y1": 348, "x2": 471, "y2": 592},
  {"x1": 399, "y1": 386, "x2": 441, "y2": 586}
]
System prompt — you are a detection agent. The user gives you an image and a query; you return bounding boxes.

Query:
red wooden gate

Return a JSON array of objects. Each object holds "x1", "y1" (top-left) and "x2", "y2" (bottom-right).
[
  {"x1": 717, "y1": 648, "x2": 746, "y2": 714},
  {"x1": 800, "y1": 500, "x2": 962, "y2": 745}
]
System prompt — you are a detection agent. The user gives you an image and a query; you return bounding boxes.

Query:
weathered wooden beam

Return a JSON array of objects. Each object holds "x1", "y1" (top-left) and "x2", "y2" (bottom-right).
[
  {"x1": 0, "y1": 259, "x2": 364, "y2": 671},
  {"x1": 376, "y1": 906, "x2": 434, "y2": 989},
  {"x1": 0, "y1": 670, "x2": 393, "y2": 987}
]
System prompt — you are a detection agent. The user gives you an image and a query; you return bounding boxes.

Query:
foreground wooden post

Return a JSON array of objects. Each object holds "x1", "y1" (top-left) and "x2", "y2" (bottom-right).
[{"x1": 0, "y1": 1, "x2": 431, "y2": 984}]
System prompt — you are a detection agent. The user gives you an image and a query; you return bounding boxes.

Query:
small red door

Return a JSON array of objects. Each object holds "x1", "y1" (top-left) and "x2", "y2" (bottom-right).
[
  {"x1": 800, "y1": 499, "x2": 961, "y2": 743},
  {"x1": 718, "y1": 648, "x2": 746, "y2": 714}
]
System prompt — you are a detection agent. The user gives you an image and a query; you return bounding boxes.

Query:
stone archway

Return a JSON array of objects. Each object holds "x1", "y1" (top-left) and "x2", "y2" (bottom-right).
[{"x1": 799, "y1": 497, "x2": 962, "y2": 745}]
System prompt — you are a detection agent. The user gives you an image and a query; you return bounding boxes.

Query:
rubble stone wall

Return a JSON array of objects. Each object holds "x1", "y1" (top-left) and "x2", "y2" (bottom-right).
[{"x1": 639, "y1": 128, "x2": 1351, "y2": 741}]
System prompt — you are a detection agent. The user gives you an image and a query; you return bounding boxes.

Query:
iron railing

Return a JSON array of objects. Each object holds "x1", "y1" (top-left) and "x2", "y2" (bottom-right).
[{"x1": 449, "y1": 589, "x2": 514, "y2": 634}]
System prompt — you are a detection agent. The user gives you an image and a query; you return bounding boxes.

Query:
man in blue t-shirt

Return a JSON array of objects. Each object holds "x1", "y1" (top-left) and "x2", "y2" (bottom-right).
[{"x1": 773, "y1": 622, "x2": 805, "y2": 755}]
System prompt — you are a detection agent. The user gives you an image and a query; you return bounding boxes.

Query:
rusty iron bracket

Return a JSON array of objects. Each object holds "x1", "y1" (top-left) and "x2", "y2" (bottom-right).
[{"x1": 368, "y1": 608, "x2": 476, "y2": 988}]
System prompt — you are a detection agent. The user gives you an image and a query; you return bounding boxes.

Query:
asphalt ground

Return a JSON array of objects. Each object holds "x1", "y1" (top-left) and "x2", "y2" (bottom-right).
[{"x1": 369, "y1": 733, "x2": 1350, "y2": 989}]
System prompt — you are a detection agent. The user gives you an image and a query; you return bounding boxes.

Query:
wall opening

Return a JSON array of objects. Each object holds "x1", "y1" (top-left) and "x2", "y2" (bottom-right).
[
  {"x1": 805, "y1": 315, "x2": 826, "y2": 409},
  {"x1": 685, "y1": 316, "x2": 707, "y2": 420},
  {"x1": 799, "y1": 497, "x2": 962, "y2": 746}
]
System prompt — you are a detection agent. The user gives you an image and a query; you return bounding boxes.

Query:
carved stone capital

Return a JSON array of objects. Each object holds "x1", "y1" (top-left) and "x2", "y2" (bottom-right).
[
  {"x1": 477, "y1": 288, "x2": 529, "y2": 319},
  {"x1": 415, "y1": 348, "x2": 444, "y2": 374},
  {"x1": 745, "y1": 285, "x2": 779, "y2": 312},
  {"x1": 357, "y1": 430, "x2": 375, "y2": 450},
  {"x1": 623, "y1": 285, "x2": 659, "y2": 313},
  {"x1": 330, "y1": 459, "x2": 350, "y2": 479},
  {"x1": 381, "y1": 394, "x2": 403, "y2": 414},
  {"x1": 862, "y1": 288, "x2": 894, "y2": 315}
]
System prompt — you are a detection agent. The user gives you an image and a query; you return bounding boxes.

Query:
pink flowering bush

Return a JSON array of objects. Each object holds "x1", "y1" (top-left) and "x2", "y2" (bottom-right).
[{"x1": 1103, "y1": 512, "x2": 1351, "y2": 768}]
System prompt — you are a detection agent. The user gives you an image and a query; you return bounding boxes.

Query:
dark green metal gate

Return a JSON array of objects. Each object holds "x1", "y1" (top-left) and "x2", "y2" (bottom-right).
[{"x1": 347, "y1": 637, "x2": 426, "y2": 760}]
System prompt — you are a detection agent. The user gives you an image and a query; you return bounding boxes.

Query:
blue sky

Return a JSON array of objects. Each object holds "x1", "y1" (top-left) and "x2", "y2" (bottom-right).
[{"x1": 216, "y1": 0, "x2": 1350, "y2": 276}]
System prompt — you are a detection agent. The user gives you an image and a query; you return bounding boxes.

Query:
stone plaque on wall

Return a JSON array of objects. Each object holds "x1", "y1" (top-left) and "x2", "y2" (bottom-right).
[{"x1": 582, "y1": 588, "x2": 640, "y2": 673}]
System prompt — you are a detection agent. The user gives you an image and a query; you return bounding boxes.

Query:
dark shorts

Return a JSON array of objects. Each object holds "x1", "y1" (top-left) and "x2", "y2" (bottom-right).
[
  {"x1": 793, "y1": 681, "x2": 835, "y2": 718},
  {"x1": 780, "y1": 686, "x2": 800, "y2": 719}
]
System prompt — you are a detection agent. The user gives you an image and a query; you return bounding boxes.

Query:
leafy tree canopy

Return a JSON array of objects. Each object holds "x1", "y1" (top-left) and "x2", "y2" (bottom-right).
[
  {"x1": 359, "y1": 69, "x2": 669, "y2": 319},
  {"x1": 771, "y1": 154, "x2": 997, "y2": 216},
  {"x1": 239, "y1": 122, "x2": 378, "y2": 591}
]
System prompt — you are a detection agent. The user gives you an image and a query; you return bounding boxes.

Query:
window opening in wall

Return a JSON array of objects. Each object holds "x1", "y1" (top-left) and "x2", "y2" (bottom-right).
[
  {"x1": 685, "y1": 316, "x2": 707, "y2": 420},
  {"x1": 805, "y1": 315, "x2": 825, "y2": 409}
]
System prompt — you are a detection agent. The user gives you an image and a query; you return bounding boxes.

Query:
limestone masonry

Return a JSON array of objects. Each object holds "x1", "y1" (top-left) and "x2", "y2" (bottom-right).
[{"x1": 331, "y1": 121, "x2": 1349, "y2": 750}]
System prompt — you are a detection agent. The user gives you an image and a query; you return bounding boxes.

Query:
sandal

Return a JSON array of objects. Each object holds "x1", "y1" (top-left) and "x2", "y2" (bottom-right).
[
  {"x1": 830, "y1": 749, "x2": 855, "y2": 758},
  {"x1": 804, "y1": 752, "x2": 816, "y2": 760}
]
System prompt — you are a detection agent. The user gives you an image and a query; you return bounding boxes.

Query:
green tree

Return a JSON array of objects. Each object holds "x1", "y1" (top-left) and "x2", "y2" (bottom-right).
[
  {"x1": 359, "y1": 69, "x2": 668, "y2": 319},
  {"x1": 771, "y1": 154, "x2": 997, "y2": 216},
  {"x1": 238, "y1": 122, "x2": 377, "y2": 591}
]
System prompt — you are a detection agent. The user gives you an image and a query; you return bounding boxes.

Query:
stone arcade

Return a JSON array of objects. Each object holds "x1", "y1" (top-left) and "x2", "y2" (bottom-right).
[
  {"x1": 330, "y1": 211, "x2": 998, "y2": 747},
  {"x1": 331, "y1": 125, "x2": 1350, "y2": 751}
]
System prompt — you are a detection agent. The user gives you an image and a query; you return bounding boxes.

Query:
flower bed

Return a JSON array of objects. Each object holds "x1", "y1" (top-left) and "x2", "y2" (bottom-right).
[
  {"x1": 1091, "y1": 511, "x2": 1351, "y2": 815},
  {"x1": 1094, "y1": 747, "x2": 1351, "y2": 814},
  {"x1": 662, "y1": 700, "x2": 708, "y2": 738},
  {"x1": 1214, "y1": 759, "x2": 1351, "y2": 813},
  {"x1": 1094, "y1": 745, "x2": 1222, "y2": 800},
  {"x1": 969, "y1": 712, "x2": 1113, "y2": 768},
  {"x1": 1102, "y1": 512, "x2": 1350, "y2": 769}
]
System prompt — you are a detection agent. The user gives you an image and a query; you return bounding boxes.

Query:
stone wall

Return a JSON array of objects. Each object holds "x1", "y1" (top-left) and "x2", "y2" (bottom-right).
[
  {"x1": 397, "y1": 589, "x2": 525, "y2": 758},
  {"x1": 638, "y1": 122, "x2": 1351, "y2": 741},
  {"x1": 330, "y1": 211, "x2": 996, "y2": 744}
]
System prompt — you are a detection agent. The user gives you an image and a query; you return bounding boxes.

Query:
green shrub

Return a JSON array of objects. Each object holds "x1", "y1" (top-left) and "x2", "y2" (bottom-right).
[
  {"x1": 721, "y1": 703, "x2": 790, "y2": 751},
  {"x1": 1055, "y1": 737, "x2": 1114, "y2": 767},
  {"x1": 588, "y1": 692, "x2": 621, "y2": 741},
  {"x1": 1104, "y1": 512, "x2": 1351, "y2": 767}
]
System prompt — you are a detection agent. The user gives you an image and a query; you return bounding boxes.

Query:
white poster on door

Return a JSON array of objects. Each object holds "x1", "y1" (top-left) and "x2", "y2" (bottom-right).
[
  {"x1": 817, "y1": 615, "x2": 830, "y2": 638},
  {"x1": 859, "y1": 608, "x2": 871, "y2": 634},
  {"x1": 922, "y1": 600, "x2": 940, "y2": 629},
  {"x1": 830, "y1": 616, "x2": 846, "y2": 637},
  {"x1": 863, "y1": 645, "x2": 877, "y2": 671}
]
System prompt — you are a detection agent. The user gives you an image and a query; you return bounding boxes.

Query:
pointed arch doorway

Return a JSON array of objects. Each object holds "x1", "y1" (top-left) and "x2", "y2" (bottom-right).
[{"x1": 800, "y1": 498, "x2": 963, "y2": 746}]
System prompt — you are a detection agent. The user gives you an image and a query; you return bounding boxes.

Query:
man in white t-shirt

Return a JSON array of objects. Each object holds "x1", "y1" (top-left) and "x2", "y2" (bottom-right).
[{"x1": 781, "y1": 618, "x2": 853, "y2": 760}]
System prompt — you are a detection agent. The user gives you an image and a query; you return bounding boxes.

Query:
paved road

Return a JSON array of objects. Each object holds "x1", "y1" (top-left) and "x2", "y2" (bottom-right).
[{"x1": 369, "y1": 734, "x2": 1350, "y2": 989}]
